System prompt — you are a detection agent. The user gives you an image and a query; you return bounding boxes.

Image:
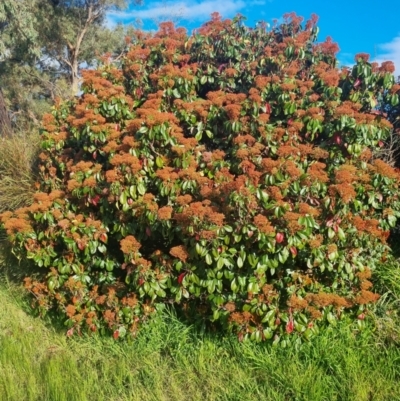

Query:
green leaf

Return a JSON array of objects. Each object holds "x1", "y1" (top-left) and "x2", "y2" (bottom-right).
[
  {"x1": 156, "y1": 156, "x2": 163, "y2": 168},
  {"x1": 47, "y1": 278, "x2": 56, "y2": 292},
  {"x1": 207, "y1": 280, "x2": 215, "y2": 294},
  {"x1": 212, "y1": 309, "x2": 220, "y2": 320},
  {"x1": 129, "y1": 185, "x2": 136, "y2": 198},
  {"x1": 137, "y1": 182, "x2": 146, "y2": 196},
  {"x1": 217, "y1": 257, "x2": 224, "y2": 270},
  {"x1": 172, "y1": 88, "x2": 181, "y2": 98},
  {"x1": 388, "y1": 214, "x2": 397, "y2": 227},
  {"x1": 175, "y1": 289, "x2": 182, "y2": 302},
  {"x1": 328, "y1": 227, "x2": 335, "y2": 239},
  {"x1": 337, "y1": 227, "x2": 346, "y2": 240},
  {"x1": 231, "y1": 279, "x2": 238, "y2": 292},
  {"x1": 261, "y1": 309, "x2": 276, "y2": 323},
  {"x1": 327, "y1": 312, "x2": 336, "y2": 325},
  {"x1": 119, "y1": 191, "x2": 127, "y2": 205},
  {"x1": 263, "y1": 328, "x2": 273, "y2": 340},
  {"x1": 195, "y1": 243, "x2": 203, "y2": 255}
]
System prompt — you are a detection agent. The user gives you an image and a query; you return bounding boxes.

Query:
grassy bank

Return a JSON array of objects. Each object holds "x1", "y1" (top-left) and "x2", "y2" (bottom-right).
[{"x1": 0, "y1": 278, "x2": 400, "y2": 401}]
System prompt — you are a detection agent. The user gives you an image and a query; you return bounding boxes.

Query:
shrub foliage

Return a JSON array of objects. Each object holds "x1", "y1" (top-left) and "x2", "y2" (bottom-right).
[{"x1": 2, "y1": 12, "x2": 400, "y2": 343}]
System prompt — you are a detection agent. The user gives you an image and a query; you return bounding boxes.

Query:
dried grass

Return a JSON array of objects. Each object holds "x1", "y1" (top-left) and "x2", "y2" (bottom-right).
[{"x1": 0, "y1": 131, "x2": 41, "y2": 213}]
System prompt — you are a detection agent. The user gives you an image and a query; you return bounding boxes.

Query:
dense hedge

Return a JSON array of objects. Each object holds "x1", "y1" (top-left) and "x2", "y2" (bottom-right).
[{"x1": 2, "y1": 12, "x2": 400, "y2": 344}]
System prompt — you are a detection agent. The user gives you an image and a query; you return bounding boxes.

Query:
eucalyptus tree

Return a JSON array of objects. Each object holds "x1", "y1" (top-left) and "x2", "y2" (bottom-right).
[
  {"x1": 42, "y1": 0, "x2": 143, "y2": 95},
  {"x1": 0, "y1": 0, "x2": 40, "y2": 136},
  {"x1": 0, "y1": 0, "x2": 143, "y2": 135}
]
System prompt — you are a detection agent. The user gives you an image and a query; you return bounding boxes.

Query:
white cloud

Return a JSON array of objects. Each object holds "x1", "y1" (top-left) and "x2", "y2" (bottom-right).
[
  {"x1": 374, "y1": 35, "x2": 400, "y2": 76},
  {"x1": 107, "y1": 0, "x2": 250, "y2": 27}
]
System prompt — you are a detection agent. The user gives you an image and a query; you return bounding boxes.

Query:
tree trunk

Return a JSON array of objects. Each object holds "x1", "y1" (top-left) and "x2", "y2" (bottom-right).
[
  {"x1": 0, "y1": 88, "x2": 12, "y2": 137},
  {"x1": 71, "y1": 60, "x2": 79, "y2": 96}
]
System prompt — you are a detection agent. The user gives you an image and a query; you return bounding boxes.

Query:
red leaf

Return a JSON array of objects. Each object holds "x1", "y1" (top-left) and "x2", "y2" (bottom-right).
[
  {"x1": 218, "y1": 63, "x2": 227, "y2": 73},
  {"x1": 178, "y1": 272, "x2": 186, "y2": 285},
  {"x1": 91, "y1": 195, "x2": 101, "y2": 206},
  {"x1": 275, "y1": 233, "x2": 284, "y2": 244},
  {"x1": 290, "y1": 246, "x2": 297, "y2": 257},
  {"x1": 113, "y1": 330, "x2": 119, "y2": 340},
  {"x1": 326, "y1": 218, "x2": 334, "y2": 227},
  {"x1": 333, "y1": 132, "x2": 342, "y2": 145},
  {"x1": 286, "y1": 319, "x2": 294, "y2": 334},
  {"x1": 265, "y1": 102, "x2": 271, "y2": 114}
]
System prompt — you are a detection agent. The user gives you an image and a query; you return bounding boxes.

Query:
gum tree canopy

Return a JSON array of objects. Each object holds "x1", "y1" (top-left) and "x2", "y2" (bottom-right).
[{"x1": 0, "y1": 0, "x2": 142, "y2": 135}]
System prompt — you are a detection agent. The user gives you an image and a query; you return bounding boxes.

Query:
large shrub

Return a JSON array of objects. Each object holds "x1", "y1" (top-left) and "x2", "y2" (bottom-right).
[{"x1": 2, "y1": 13, "x2": 400, "y2": 344}]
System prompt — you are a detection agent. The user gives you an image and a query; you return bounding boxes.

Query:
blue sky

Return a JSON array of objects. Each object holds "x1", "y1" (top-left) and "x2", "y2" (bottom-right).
[{"x1": 107, "y1": 0, "x2": 400, "y2": 74}]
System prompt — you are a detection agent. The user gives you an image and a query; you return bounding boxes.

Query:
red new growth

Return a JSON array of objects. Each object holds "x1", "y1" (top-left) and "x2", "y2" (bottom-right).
[
  {"x1": 91, "y1": 195, "x2": 101, "y2": 206},
  {"x1": 276, "y1": 233, "x2": 285, "y2": 244},
  {"x1": 286, "y1": 320, "x2": 294, "y2": 334},
  {"x1": 178, "y1": 272, "x2": 186, "y2": 285},
  {"x1": 333, "y1": 132, "x2": 342, "y2": 145}
]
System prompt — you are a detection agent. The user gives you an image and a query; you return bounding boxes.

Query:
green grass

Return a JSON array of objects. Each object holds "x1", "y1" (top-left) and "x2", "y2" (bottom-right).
[{"x1": 0, "y1": 279, "x2": 400, "y2": 401}]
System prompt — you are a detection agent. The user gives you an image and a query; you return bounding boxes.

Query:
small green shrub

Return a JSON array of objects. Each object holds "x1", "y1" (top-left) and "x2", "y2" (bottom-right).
[{"x1": 2, "y1": 13, "x2": 400, "y2": 343}]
